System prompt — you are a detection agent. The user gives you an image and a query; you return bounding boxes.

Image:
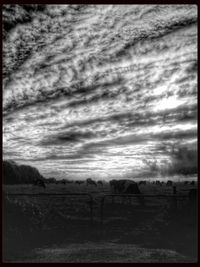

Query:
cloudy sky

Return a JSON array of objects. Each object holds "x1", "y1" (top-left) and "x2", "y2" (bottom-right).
[{"x1": 3, "y1": 5, "x2": 197, "y2": 180}]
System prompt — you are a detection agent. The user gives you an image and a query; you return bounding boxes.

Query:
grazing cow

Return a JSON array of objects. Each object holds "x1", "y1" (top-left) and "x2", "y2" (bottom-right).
[
  {"x1": 155, "y1": 180, "x2": 162, "y2": 186},
  {"x1": 125, "y1": 183, "x2": 141, "y2": 194},
  {"x1": 97, "y1": 180, "x2": 103, "y2": 186},
  {"x1": 65, "y1": 180, "x2": 73, "y2": 184},
  {"x1": 184, "y1": 181, "x2": 189, "y2": 185},
  {"x1": 125, "y1": 183, "x2": 144, "y2": 205},
  {"x1": 33, "y1": 179, "x2": 46, "y2": 189},
  {"x1": 110, "y1": 179, "x2": 141, "y2": 194},
  {"x1": 109, "y1": 179, "x2": 117, "y2": 190},
  {"x1": 190, "y1": 181, "x2": 195, "y2": 185},
  {"x1": 61, "y1": 180, "x2": 66, "y2": 185},
  {"x1": 139, "y1": 180, "x2": 146, "y2": 185},
  {"x1": 166, "y1": 180, "x2": 173, "y2": 186},
  {"x1": 86, "y1": 178, "x2": 97, "y2": 186},
  {"x1": 110, "y1": 179, "x2": 126, "y2": 193},
  {"x1": 75, "y1": 180, "x2": 84, "y2": 185},
  {"x1": 110, "y1": 179, "x2": 143, "y2": 205}
]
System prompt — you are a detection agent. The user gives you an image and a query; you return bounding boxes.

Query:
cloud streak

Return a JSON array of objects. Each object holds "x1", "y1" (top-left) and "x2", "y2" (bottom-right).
[{"x1": 3, "y1": 5, "x2": 197, "y2": 180}]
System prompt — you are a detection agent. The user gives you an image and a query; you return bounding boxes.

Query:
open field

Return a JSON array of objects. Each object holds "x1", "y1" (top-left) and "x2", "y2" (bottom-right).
[
  {"x1": 3, "y1": 178, "x2": 197, "y2": 194},
  {"x1": 3, "y1": 181, "x2": 197, "y2": 262}
]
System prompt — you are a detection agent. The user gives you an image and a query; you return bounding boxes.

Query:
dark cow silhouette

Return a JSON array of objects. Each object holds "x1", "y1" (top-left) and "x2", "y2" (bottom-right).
[
  {"x1": 184, "y1": 181, "x2": 189, "y2": 185},
  {"x1": 110, "y1": 179, "x2": 126, "y2": 193},
  {"x1": 110, "y1": 179, "x2": 144, "y2": 205},
  {"x1": 97, "y1": 180, "x2": 103, "y2": 186},
  {"x1": 166, "y1": 180, "x2": 173, "y2": 186},
  {"x1": 75, "y1": 180, "x2": 84, "y2": 185},
  {"x1": 109, "y1": 179, "x2": 117, "y2": 190},
  {"x1": 125, "y1": 183, "x2": 141, "y2": 194},
  {"x1": 125, "y1": 183, "x2": 144, "y2": 205},
  {"x1": 155, "y1": 180, "x2": 162, "y2": 186},
  {"x1": 65, "y1": 180, "x2": 73, "y2": 184},
  {"x1": 110, "y1": 179, "x2": 141, "y2": 194},
  {"x1": 190, "y1": 181, "x2": 195, "y2": 185},
  {"x1": 86, "y1": 178, "x2": 97, "y2": 186},
  {"x1": 33, "y1": 179, "x2": 46, "y2": 189},
  {"x1": 139, "y1": 180, "x2": 146, "y2": 185}
]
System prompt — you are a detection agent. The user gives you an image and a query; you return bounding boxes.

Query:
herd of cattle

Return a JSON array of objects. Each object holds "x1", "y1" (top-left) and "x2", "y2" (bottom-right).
[
  {"x1": 33, "y1": 178, "x2": 196, "y2": 194},
  {"x1": 33, "y1": 178, "x2": 103, "y2": 189}
]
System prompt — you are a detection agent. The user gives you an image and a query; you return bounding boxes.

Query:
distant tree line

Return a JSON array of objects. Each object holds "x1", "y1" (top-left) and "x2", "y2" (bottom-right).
[
  {"x1": 3, "y1": 160, "x2": 75, "y2": 185},
  {"x1": 3, "y1": 160, "x2": 45, "y2": 184}
]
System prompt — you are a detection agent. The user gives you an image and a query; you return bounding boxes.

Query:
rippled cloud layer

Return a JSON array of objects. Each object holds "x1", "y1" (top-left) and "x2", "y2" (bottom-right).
[{"x1": 3, "y1": 5, "x2": 197, "y2": 180}]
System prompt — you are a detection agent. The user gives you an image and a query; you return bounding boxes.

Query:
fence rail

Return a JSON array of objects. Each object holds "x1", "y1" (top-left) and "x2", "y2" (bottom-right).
[
  {"x1": 5, "y1": 193, "x2": 94, "y2": 226},
  {"x1": 4, "y1": 192, "x2": 189, "y2": 227},
  {"x1": 100, "y1": 193, "x2": 189, "y2": 225}
]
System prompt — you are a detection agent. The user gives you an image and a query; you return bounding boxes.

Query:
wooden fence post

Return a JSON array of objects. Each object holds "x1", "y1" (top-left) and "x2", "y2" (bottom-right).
[
  {"x1": 173, "y1": 186, "x2": 177, "y2": 210},
  {"x1": 100, "y1": 198, "x2": 105, "y2": 226},
  {"x1": 89, "y1": 198, "x2": 93, "y2": 226}
]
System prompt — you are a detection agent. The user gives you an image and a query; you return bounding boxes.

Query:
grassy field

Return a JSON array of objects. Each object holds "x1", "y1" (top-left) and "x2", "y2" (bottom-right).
[{"x1": 3, "y1": 181, "x2": 197, "y2": 262}]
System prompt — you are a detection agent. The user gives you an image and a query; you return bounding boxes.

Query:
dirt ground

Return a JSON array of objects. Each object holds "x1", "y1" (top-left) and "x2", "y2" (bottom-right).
[{"x1": 15, "y1": 243, "x2": 194, "y2": 263}]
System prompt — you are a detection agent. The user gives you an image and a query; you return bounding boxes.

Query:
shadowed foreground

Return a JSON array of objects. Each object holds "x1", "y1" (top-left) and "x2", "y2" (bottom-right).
[
  {"x1": 3, "y1": 187, "x2": 197, "y2": 263},
  {"x1": 19, "y1": 243, "x2": 192, "y2": 263}
]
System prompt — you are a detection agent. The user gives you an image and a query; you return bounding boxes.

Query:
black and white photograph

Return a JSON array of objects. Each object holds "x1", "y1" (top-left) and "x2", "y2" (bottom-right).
[{"x1": 2, "y1": 4, "x2": 198, "y2": 263}]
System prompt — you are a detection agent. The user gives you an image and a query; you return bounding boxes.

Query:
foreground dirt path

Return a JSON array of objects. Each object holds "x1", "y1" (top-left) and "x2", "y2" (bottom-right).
[{"x1": 12, "y1": 242, "x2": 194, "y2": 263}]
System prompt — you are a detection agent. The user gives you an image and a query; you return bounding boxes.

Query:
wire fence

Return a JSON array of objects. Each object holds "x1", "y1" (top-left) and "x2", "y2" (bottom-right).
[{"x1": 4, "y1": 191, "x2": 190, "y2": 228}]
